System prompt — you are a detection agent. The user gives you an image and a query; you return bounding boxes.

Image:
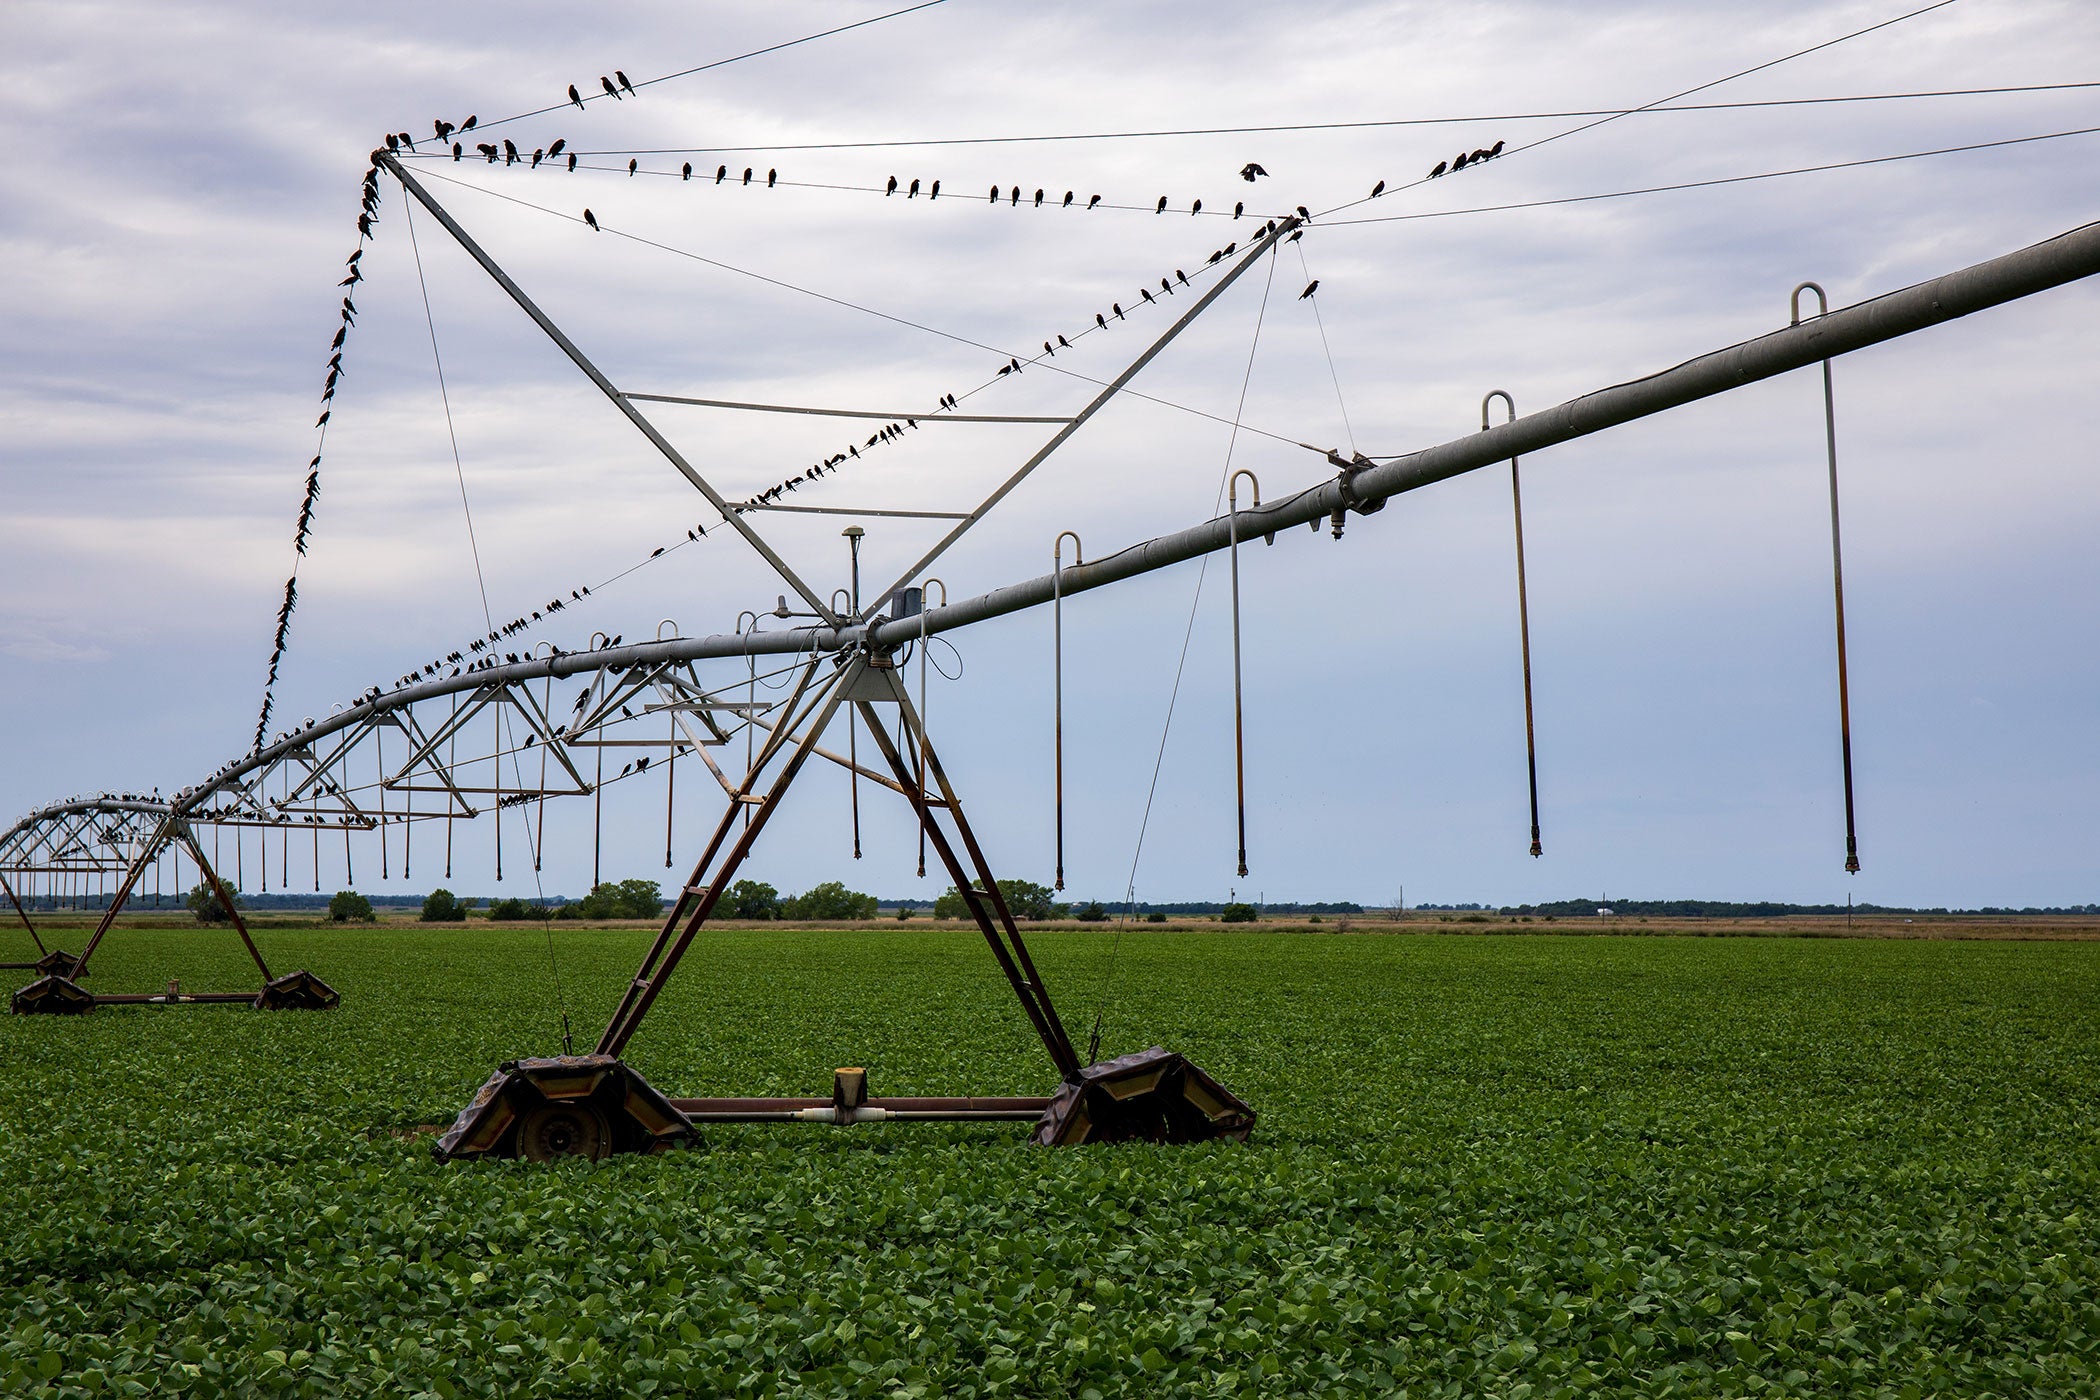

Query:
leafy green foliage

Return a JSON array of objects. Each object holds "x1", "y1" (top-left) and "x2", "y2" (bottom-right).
[
  {"x1": 573, "y1": 879, "x2": 664, "y2": 921},
  {"x1": 1219, "y1": 902, "x2": 1257, "y2": 924},
  {"x1": 781, "y1": 881, "x2": 877, "y2": 921},
  {"x1": 932, "y1": 879, "x2": 1061, "y2": 921},
  {"x1": 486, "y1": 897, "x2": 542, "y2": 922},
  {"x1": 726, "y1": 880, "x2": 781, "y2": 920},
  {"x1": 1074, "y1": 901, "x2": 1108, "y2": 923},
  {"x1": 3, "y1": 929, "x2": 2098, "y2": 1397},
  {"x1": 325, "y1": 890, "x2": 375, "y2": 924},
  {"x1": 418, "y1": 888, "x2": 471, "y2": 923},
  {"x1": 185, "y1": 881, "x2": 242, "y2": 925}
]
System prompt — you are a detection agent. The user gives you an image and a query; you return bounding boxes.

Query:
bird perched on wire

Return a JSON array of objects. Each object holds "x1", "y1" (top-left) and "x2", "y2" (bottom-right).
[
  {"x1": 1156, "y1": 195, "x2": 1168, "y2": 214},
  {"x1": 1427, "y1": 159, "x2": 1448, "y2": 179},
  {"x1": 583, "y1": 208, "x2": 599, "y2": 231},
  {"x1": 1062, "y1": 191, "x2": 1074, "y2": 207},
  {"x1": 549, "y1": 139, "x2": 566, "y2": 158},
  {"x1": 929, "y1": 179, "x2": 940, "y2": 199},
  {"x1": 887, "y1": 175, "x2": 899, "y2": 195},
  {"x1": 989, "y1": 184, "x2": 998, "y2": 203},
  {"x1": 1369, "y1": 180, "x2": 1385, "y2": 198},
  {"x1": 1057, "y1": 334, "x2": 1070, "y2": 348},
  {"x1": 1299, "y1": 280, "x2": 1319, "y2": 300},
  {"x1": 1034, "y1": 188, "x2": 1045, "y2": 207},
  {"x1": 907, "y1": 177, "x2": 920, "y2": 197},
  {"x1": 601, "y1": 76, "x2": 620, "y2": 99},
  {"x1": 503, "y1": 139, "x2": 519, "y2": 165},
  {"x1": 616, "y1": 70, "x2": 636, "y2": 96},
  {"x1": 1095, "y1": 312, "x2": 1106, "y2": 329},
  {"x1": 1010, "y1": 185, "x2": 1021, "y2": 205},
  {"x1": 568, "y1": 83, "x2": 584, "y2": 110},
  {"x1": 743, "y1": 167, "x2": 753, "y2": 184},
  {"x1": 1191, "y1": 198, "x2": 1202, "y2": 215},
  {"x1": 768, "y1": 168, "x2": 778, "y2": 186},
  {"x1": 1087, "y1": 194, "x2": 1101, "y2": 209},
  {"x1": 568, "y1": 153, "x2": 577, "y2": 172},
  {"x1": 716, "y1": 164, "x2": 727, "y2": 183},
  {"x1": 1296, "y1": 205, "x2": 1312, "y2": 222},
  {"x1": 1239, "y1": 162, "x2": 1268, "y2": 182},
  {"x1": 628, "y1": 158, "x2": 638, "y2": 176},
  {"x1": 1233, "y1": 201, "x2": 1244, "y2": 219},
  {"x1": 681, "y1": 162, "x2": 692, "y2": 180}
]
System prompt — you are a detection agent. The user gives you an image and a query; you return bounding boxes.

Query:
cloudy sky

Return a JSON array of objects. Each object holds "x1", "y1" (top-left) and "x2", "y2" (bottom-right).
[{"x1": 3, "y1": 0, "x2": 2096, "y2": 909}]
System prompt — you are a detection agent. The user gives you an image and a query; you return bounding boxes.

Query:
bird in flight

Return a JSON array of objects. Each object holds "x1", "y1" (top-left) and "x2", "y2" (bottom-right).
[{"x1": 1240, "y1": 163, "x2": 1268, "y2": 182}]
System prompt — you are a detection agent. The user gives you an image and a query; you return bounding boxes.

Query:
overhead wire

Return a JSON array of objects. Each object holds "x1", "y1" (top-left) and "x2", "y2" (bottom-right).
[
  {"x1": 551, "y1": 80, "x2": 2100, "y2": 156},
  {"x1": 1316, "y1": 124, "x2": 2100, "y2": 229},
  {"x1": 428, "y1": 1, "x2": 953, "y2": 143},
  {"x1": 1315, "y1": 0, "x2": 1966, "y2": 220}
]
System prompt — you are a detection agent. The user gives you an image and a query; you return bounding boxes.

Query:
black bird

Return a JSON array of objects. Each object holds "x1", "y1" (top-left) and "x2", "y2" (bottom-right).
[
  {"x1": 1233, "y1": 201, "x2": 1244, "y2": 219},
  {"x1": 1160, "y1": 277, "x2": 1172, "y2": 294},
  {"x1": 583, "y1": 208, "x2": 599, "y2": 230},
  {"x1": 1452, "y1": 151, "x2": 1469, "y2": 171},
  {"x1": 742, "y1": 167, "x2": 753, "y2": 184},
  {"x1": 1207, "y1": 249, "x2": 1222, "y2": 265},
  {"x1": 1096, "y1": 312, "x2": 1106, "y2": 328},
  {"x1": 628, "y1": 158, "x2": 638, "y2": 176},
  {"x1": 1191, "y1": 198, "x2": 1202, "y2": 215},
  {"x1": 1034, "y1": 188, "x2": 1044, "y2": 207},
  {"x1": 1057, "y1": 335, "x2": 1070, "y2": 348},
  {"x1": 1240, "y1": 162, "x2": 1268, "y2": 182},
  {"x1": 1087, "y1": 194, "x2": 1101, "y2": 209},
  {"x1": 1062, "y1": 190, "x2": 1074, "y2": 207},
  {"x1": 929, "y1": 179, "x2": 940, "y2": 199},
  {"x1": 887, "y1": 175, "x2": 899, "y2": 195},
  {"x1": 1044, "y1": 340, "x2": 1055, "y2": 356},
  {"x1": 1427, "y1": 159, "x2": 1447, "y2": 179},
  {"x1": 385, "y1": 133, "x2": 399, "y2": 152},
  {"x1": 767, "y1": 168, "x2": 777, "y2": 186},
  {"x1": 989, "y1": 184, "x2": 999, "y2": 202},
  {"x1": 532, "y1": 149, "x2": 544, "y2": 168},
  {"x1": 682, "y1": 162, "x2": 692, "y2": 180},
  {"x1": 997, "y1": 364, "x2": 1012, "y2": 377},
  {"x1": 435, "y1": 119, "x2": 455, "y2": 139},
  {"x1": 476, "y1": 142, "x2": 497, "y2": 160},
  {"x1": 461, "y1": 115, "x2": 477, "y2": 131},
  {"x1": 716, "y1": 164, "x2": 728, "y2": 183},
  {"x1": 568, "y1": 153, "x2": 577, "y2": 172},
  {"x1": 569, "y1": 83, "x2": 584, "y2": 109},
  {"x1": 1140, "y1": 287, "x2": 1154, "y2": 304},
  {"x1": 1488, "y1": 139, "x2": 1505, "y2": 157},
  {"x1": 1008, "y1": 357, "x2": 1021, "y2": 373},
  {"x1": 908, "y1": 177, "x2": 920, "y2": 197},
  {"x1": 503, "y1": 139, "x2": 519, "y2": 164},
  {"x1": 1010, "y1": 185, "x2": 1020, "y2": 204},
  {"x1": 602, "y1": 76, "x2": 620, "y2": 99},
  {"x1": 1286, "y1": 228, "x2": 1303, "y2": 243},
  {"x1": 1471, "y1": 148, "x2": 1490, "y2": 162},
  {"x1": 1295, "y1": 205, "x2": 1311, "y2": 222},
  {"x1": 1299, "y1": 280, "x2": 1319, "y2": 300},
  {"x1": 1113, "y1": 302, "x2": 1124, "y2": 319},
  {"x1": 616, "y1": 70, "x2": 635, "y2": 96},
  {"x1": 650, "y1": 546, "x2": 665, "y2": 557},
  {"x1": 548, "y1": 139, "x2": 566, "y2": 157},
  {"x1": 452, "y1": 141, "x2": 462, "y2": 160},
  {"x1": 1156, "y1": 195, "x2": 1168, "y2": 213},
  {"x1": 1176, "y1": 269, "x2": 1188, "y2": 285},
  {"x1": 1369, "y1": 180, "x2": 1385, "y2": 198}
]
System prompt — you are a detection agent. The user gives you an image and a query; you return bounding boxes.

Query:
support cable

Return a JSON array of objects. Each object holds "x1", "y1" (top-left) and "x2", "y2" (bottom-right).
[
  {"x1": 1086, "y1": 247, "x2": 1278, "y2": 1064},
  {"x1": 410, "y1": 199, "x2": 572, "y2": 1044}
]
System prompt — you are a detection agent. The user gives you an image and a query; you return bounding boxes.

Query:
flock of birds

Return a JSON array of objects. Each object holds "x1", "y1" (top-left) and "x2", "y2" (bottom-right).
[{"x1": 1425, "y1": 139, "x2": 1507, "y2": 179}]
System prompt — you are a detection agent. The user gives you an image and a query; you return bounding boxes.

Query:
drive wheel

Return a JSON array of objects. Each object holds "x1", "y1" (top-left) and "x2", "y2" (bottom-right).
[{"x1": 518, "y1": 1102, "x2": 611, "y2": 1162}]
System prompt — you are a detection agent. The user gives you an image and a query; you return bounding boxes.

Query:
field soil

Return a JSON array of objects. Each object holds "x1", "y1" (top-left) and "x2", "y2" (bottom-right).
[{"x1": 3, "y1": 922, "x2": 2096, "y2": 1395}]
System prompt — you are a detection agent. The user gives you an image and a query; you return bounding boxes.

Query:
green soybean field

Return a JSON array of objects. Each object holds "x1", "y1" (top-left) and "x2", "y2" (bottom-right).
[{"x1": 4, "y1": 924, "x2": 2097, "y2": 1397}]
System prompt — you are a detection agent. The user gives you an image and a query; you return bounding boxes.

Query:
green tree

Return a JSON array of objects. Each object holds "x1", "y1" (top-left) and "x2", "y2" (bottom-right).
[
  {"x1": 931, "y1": 880, "x2": 1060, "y2": 921},
  {"x1": 1074, "y1": 900, "x2": 1108, "y2": 922},
  {"x1": 420, "y1": 888, "x2": 469, "y2": 923},
  {"x1": 894, "y1": 904, "x2": 914, "y2": 920},
  {"x1": 783, "y1": 881, "x2": 877, "y2": 921},
  {"x1": 487, "y1": 896, "x2": 538, "y2": 921},
  {"x1": 724, "y1": 879, "x2": 781, "y2": 920},
  {"x1": 1221, "y1": 902, "x2": 1259, "y2": 924},
  {"x1": 575, "y1": 879, "x2": 665, "y2": 921},
  {"x1": 1146, "y1": 910, "x2": 1168, "y2": 923},
  {"x1": 186, "y1": 881, "x2": 243, "y2": 926},
  {"x1": 327, "y1": 890, "x2": 376, "y2": 923}
]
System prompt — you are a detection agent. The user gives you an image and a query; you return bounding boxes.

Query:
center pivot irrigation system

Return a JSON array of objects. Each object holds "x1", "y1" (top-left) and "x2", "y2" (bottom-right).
[{"x1": 5, "y1": 139, "x2": 2097, "y2": 1158}]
